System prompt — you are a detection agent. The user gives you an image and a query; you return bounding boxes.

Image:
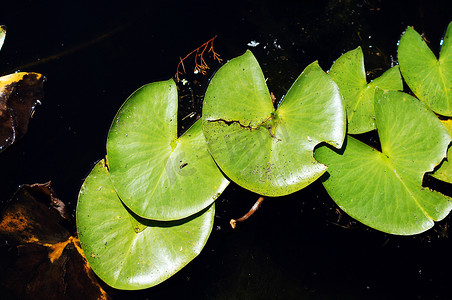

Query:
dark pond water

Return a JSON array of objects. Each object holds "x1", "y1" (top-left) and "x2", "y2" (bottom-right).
[{"x1": 1, "y1": 0, "x2": 451, "y2": 299}]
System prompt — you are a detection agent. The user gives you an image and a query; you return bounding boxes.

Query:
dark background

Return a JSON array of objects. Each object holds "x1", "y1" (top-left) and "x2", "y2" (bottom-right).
[{"x1": 1, "y1": 0, "x2": 451, "y2": 299}]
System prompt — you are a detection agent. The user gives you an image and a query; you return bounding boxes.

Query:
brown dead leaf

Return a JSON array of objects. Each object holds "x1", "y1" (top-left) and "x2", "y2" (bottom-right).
[
  {"x1": 0, "y1": 72, "x2": 44, "y2": 153},
  {"x1": 0, "y1": 182, "x2": 109, "y2": 300}
]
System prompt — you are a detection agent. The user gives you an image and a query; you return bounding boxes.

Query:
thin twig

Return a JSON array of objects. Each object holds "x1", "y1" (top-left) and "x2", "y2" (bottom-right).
[{"x1": 230, "y1": 197, "x2": 265, "y2": 229}]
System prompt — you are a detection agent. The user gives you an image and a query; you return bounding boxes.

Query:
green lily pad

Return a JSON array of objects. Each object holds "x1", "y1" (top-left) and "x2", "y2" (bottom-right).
[
  {"x1": 432, "y1": 119, "x2": 452, "y2": 183},
  {"x1": 315, "y1": 90, "x2": 452, "y2": 235},
  {"x1": 329, "y1": 46, "x2": 403, "y2": 134},
  {"x1": 398, "y1": 22, "x2": 452, "y2": 116},
  {"x1": 202, "y1": 50, "x2": 345, "y2": 196},
  {"x1": 106, "y1": 79, "x2": 229, "y2": 221},
  {"x1": 76, "y1": 159, "x2": 215, "y2": 290}
]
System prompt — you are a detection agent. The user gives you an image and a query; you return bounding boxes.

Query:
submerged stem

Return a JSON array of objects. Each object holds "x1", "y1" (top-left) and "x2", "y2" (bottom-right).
[{"x1": 230, "y1": 196, "x2": 265, "y2": 229}]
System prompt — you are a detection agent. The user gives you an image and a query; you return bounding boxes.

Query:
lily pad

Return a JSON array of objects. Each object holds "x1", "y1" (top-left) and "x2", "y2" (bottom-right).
[
  {"x1": 76, "y1": 159, "x2": 215, "y2": 290},
  {"x1": 202, "y1": 50, "x2": 345, "y2": 196},
  {"x1": 106, "y1": 79, "x2": 228, "y2": 221},
  {"x1": 329, "y1": 46, "x2": 403, "y2": 134},
  {"x1": 432, "y1": 119, "x2": 452, "y2": 183},
  {"x1": 398, "y1": 22, "x2": 452, "y2": 116},
  {"x1": 315, "y1": 90, "x2": 452, "y2": 235}
]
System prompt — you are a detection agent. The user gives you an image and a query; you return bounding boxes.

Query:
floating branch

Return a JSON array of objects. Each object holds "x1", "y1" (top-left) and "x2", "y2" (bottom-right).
[
  {"x1": 175, "y1": 35, "x2": 222, "y2": 82},
  {"x1": 230, "y1": 196, "x2": 265, "y2": 229}
]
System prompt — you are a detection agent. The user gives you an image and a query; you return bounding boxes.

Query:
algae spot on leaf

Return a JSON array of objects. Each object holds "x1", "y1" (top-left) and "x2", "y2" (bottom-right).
[
  {"x1": 202, "y1": 50, "x2": 345, "y2": 196},
  {"x1": 398, "y1": 22, "x2": 452, "y2": 116},
  {"x1": 315, "y1": 90, "x2": 452, "y2": 235}
]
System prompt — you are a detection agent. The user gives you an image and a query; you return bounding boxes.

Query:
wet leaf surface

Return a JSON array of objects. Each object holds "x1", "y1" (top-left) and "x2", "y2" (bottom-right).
[
  {"x1": 0, "y1": 182, "x2": 109, "y2": 300},
  {"x1": 0, "y1": 72, "x2": 44, "y2": 153}
]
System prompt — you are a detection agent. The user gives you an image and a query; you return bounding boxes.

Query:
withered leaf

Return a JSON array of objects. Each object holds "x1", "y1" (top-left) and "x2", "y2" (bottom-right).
[
  {"x1": 0, "y1": 72, "x2": 44, "y2": 153},
  {"x1": 0, "y1": 25, "x2": 5, "y2": 51},
  {"x1": 0, "y1": 182, "x2": 109, "y2": 300}
]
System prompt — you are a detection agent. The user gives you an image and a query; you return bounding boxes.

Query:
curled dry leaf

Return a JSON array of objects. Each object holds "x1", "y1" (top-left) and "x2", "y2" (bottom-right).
[
  {"x1": 0, "y1": 182, "x2": 109, "y2": 300},
  {"x1": 0, "y1": 72, "x2": 45, "y2": 153}
]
